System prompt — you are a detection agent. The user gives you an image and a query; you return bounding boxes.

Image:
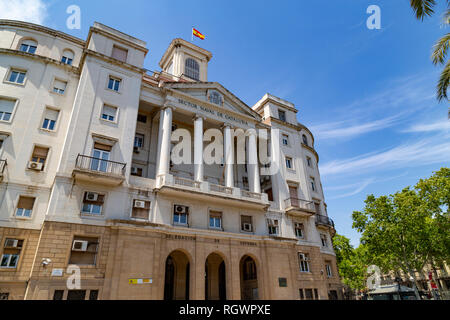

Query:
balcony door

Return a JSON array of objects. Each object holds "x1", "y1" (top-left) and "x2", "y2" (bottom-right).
[
  {"x1": 91, "y1": 143, "x2": 111, "y2": 172},
  {"x1": 289, "y1": 186, "x2": 299, "y2": 207}
]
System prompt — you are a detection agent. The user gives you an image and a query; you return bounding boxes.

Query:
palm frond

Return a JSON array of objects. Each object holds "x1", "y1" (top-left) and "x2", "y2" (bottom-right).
[
  {"x1": 436, "y1": 60, "x2": 450, "y2": 102},
  {"x1": 432, "y1": 33, "x2": 450, "y2": 65},
  {"x1": 410, "y1": 0, "x2": 437, "y2": 20}
]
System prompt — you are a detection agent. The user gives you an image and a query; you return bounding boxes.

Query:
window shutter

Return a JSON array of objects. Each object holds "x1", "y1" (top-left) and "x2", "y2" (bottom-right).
[
  {"x1": 17, "y1": 196, "x2": 35, "y2": 210},
  {"x1": 54, "y1": 80, "x2": 67, "y2": 91},
  {"x1": 112, "y1": 46, "x2": 128, "y2": 62},
  {"x1": 33, "y1": 146, "x2": 49, "y2": 158},
  {"x1": 0, "y1": 98, "x2": 15, "y2": 113},
  {"x1": 44, "y1": 109, "x2": 59, "y2": 121},
  {"x1": 94, "y1": 143, "x2": 112, "y2": 152}
]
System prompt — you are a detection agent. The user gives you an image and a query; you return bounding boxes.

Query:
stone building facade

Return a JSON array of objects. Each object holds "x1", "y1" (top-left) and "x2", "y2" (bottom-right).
[{"x1": 0, "y1": 20, "x2": 342, "y2": 300}]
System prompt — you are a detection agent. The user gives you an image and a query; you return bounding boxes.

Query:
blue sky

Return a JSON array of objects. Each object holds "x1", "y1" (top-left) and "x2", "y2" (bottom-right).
[{"x1": 1, "y1": 0, "x2": 449, "y2": 246}]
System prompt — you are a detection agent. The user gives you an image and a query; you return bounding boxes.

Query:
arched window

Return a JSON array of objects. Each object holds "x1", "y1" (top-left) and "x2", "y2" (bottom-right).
[
  {"x1": 185, "y1": 58, "x2": 200, "y2": 81},
  {"x1": 302, "y1": 134, "x2": 308, "y2": 146},
  {"x1": 61, "y1": 49, "x2": 74, "y2": 65},
  {"x1": 19, "y1": 39, "x2": 37, "y2": 54}
]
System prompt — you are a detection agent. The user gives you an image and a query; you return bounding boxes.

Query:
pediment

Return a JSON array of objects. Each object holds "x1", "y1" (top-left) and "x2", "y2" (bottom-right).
[{"x1": 163, "y1": 82, "x2": 261, "y2": 121}]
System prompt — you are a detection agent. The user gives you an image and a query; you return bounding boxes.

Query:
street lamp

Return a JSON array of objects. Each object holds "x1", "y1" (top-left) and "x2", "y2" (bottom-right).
[{"x1": 394, "y1": 277, "x2": 402, "y2": 300}]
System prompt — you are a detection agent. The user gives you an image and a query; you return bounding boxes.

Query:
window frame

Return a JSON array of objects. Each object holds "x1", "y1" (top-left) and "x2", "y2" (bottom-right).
[
  {"x1": 29, "y1": 145, "x2": 50, "y2": 171},
  {"x1": 278, "y1": 109, "x2": 286, "y2": 122},
  {"x1": 106, "y1": 75, "x2": 122, "y2": 93},
  {"x1": 18, "y1": 39, "x2": 37, "y2": 54},
  {"x1": 81, "y1": 191, "x2": 106, "y2": 217},
  {"x1": 4, "y1": 68, "x2": 27, "y2": 86},
  {"x1": 281, "y1": 134, "x2": 289, "y2": 147},
  {"x1": 294, "y1": 222, "x2": 305, "y2": 239},
  {"x1": 185, "y1": 57, "x2": 200, "y2": 81},
  {"x1": 285, "y1": 156, "x2": 294, "y2": 170},
  {"x1": 173, "y1": 204, "x2": 189, "y2": 226},
  {"x1": 111, "y1": 45, "x2": 128, "y2": 63},
  {"x1": 240, "y1": 215, "x2": 254, "y2": 233},
  {"x1": 14, "y1": 195, "x2": 36, "y2": 219},
  {"x1": 208, "y1": 210, "x2": 223, "y2": 230},
  {"x1": 61, "y1": 49, "x2": 74, "y2": 66},
  {"x1": 0, "y1": 96, "x2": 19, "y2": 123},
  {"x1": 130, "y1": 199, "x2": 151, "y2": 221},
  {"x1": 40, "y1": 107, "x2": 60, "y2": 132},
  {"x1": 325, "y1": 262, "x2": 333, "y2": 277},
  {"x1": 298, "y1": 252, "x2": 310, "y2": 273},
  {"x1": 51, "y1": 78, "x2": 68, "y2": 96},
  {"x1": 267, "y1": 218, "x2": 279, "y2": 236},
  {"x1": 100, "y1": 104, "x2": 119, "y2": 124}
]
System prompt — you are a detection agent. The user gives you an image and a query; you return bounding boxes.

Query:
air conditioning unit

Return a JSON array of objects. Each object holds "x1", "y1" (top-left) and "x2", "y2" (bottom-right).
[
  {"x1": 72, "y1": 240, "x2": 88, "y2": 252},
  {"x1": 28, "y1": 161, "x2": 43, "y2": 171},
  {"x1": 86, "y1": 192, "x2": 98, "y2": 201},
  {"x1": 5, "y1": 239, "x2": 20, "y2": 248},
  {"x1": 134, "y1": 200, "x2": 146, "y2": 209},
  {"x1": 243, "y1": 223, "x2": 252, "y2": 232},
  {"x1": 174, "y1": 205, "x2": 188, "y2": 215}
]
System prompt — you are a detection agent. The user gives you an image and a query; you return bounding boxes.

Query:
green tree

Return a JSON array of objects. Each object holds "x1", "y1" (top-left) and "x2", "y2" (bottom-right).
[
  {"x1": 332, "y1": 234, "x2": 367, "y2": 292},
  {"x1": 409, "y1": 0, "x2": 450, "y2": 101}
]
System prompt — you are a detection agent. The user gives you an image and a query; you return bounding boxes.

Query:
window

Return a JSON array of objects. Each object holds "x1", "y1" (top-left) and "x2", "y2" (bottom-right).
[
  {"x1": 19, "y1": 39, "x2": 37, "y2": 54},
  {"x1": 304, "y1": 288, "x2": 313, "y2": 300},
  {"x1": 306, "y1": 156, "x2": 312, "y2": 167},
  {"x1": 131, "y1": 199, "x2": 151, "y2": 220},
  {"x1": 267, "y1": 219, "x2": 279, "y2": 236},
  {"x1": 320, "y1": 234, "x2": 328, "y2": 247},
  {"x1": 1, "y1": 239, "x2": 23, "y2": 269},
  {"x1": 53, "y1": 79, "x2": 67, "y2": 95},
  {"x1": 299, "y1": 253, "x2": 310, "y2": 273},
  {"x1": 30, "y1": 146, "x2": 49, "y2": 170},
  {"x1": 41, "y1": 108, "x2": 59, "y2": 131},
  {"x1": 208, "y1": 90, "x2": 223, "y2": 105},
  {"x1": 69, "y1": 236, "x2": 99, "y2": 265},
  {"x1": 282, "y1": 134, "x2": 289, "y2": 146},
  {"x1": 111, "y1": 45, "x2": 128, "y2": 63},
  {"x1": 185, "y1": 58, "x2": 200, "y2": 80},
  {"x1": 325, "y1": 262, "x2": 333, "y2": 277},
  {"x1": 285, "y1": 157, "x2": 293, "y2": 170},
  {"x1": 53, "y1": 290, "x2": 64, "y2": 300},
  {"x1": 299, "y1": 289, "x2": 304, "y2": 300},
  {"x1": 173, "y1": 205, "x2": 189, "y2": 225},
  {"x1": 67, "y1": 290, "x2": 86, "y2": 300},
  {"x1": 0, "y1": 98, "x2": 16, "y2": 122},
  {"x1": 302, "y1": 134, "x2": 308, "y2": 146},
  {"x1": 278, "y1": 110, "x2": 286, "y2": 122},
  {"x1": 15, "y1": 196, "x2": 35, "y2": 218},
  {"x1": 108, "y1": 76, "x2": 121, "y2": 92},
  {"x1": 241, "y1": 215, "x2": 253, "y2": 232},
  {"x1": 7, "y1": 69, "x2": 26, "y2": 84},
  {"x1": 209, "y1": 211, "x2": 222, "y2": 229},
  {"x1": 310, "y1": 177, "x2": 316, "y2": 192},
  {"x1": 314, "y1": 289, "x2": 319, "y2": 300},
  {"x1": 101, "y1": 105, "x2": 117, "y2": 122},
  {"x1": 61, "y1": 49, "x2": 74, "y2": 65},
  {"x1": 137, "y1": 114, "x2": 147, "y2": 123},
  {"x1": 294, "y1": 223, "x2": 304, "y2": 238},
  {"x1": 91, "y1": 143, "x2": 111, "y2": 172},
  {"x1": 134, "y1": 134, "x2": 144, "y2": 149},
  {"x1": 131, "y1": 166, "x2": 143, "y2": 177},
  {"x1": 242, "y1": 256, "x2": 257, "y2": 280},
  {"x1": 81, "y1": 192, "x2": 105, "y2": 215}
]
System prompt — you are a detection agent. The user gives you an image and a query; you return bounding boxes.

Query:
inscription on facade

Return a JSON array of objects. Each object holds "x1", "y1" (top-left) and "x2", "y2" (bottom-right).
[
  {"x1": 165, "y1": 234, "x2": 196, "y2": 241},
  {"x1": 177, "y1": 98, "x2": 249, "y2": 126},
  {"x1": 240, "y1": 241, "x2": 257, "y2": 247}
]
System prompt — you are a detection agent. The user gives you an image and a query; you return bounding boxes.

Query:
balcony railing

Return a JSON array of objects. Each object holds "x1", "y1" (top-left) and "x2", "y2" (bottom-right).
[
  {"x1": 241, "y1": 190, "x2": 262, "y2": 200},
  {"x1": 315, "y1": 215, "x2": 335, "y2": 228},
  {"x1": 284, "y1": 197, "x2": 315, "y2": 212},
  {"x1": 173, "y1": 176, "x2": 201, "y2": 189},
  {"x1": 75, "y1": 154, "x2": 126, "y2": 177},
  {"x1": 0, "y1": 159, "x2": 6, "y2": 175},
  {"x1": 209, "y1": 183, "x2": 233, "y2": 195}
]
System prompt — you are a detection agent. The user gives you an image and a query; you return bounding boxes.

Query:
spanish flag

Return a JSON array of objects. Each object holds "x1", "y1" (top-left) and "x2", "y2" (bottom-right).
[{"x1": 192, "y1": 28, "x2": 205, "y2": 40}]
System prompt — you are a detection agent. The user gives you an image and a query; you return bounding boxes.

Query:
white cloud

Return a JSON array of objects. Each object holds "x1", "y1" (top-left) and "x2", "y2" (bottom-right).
[
  {"x1": 403, "y1": 120, "x2": 450, "y2": 133},
  {"x1": 310, "y1": 115, "x2": 400, "y2": 140},
  {"x1": 0, "y1": 0, "x2": 48, "y2": 25},
  {"x1": 320, "y1": 134, "x2": 450, "y2": 176},
  {"x1": 327, "y1": 179, "x2": 374, "y2": 200}
]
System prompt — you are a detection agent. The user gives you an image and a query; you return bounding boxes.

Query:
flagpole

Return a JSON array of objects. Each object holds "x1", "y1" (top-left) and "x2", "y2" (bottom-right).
[{"x1": 191, "y1": 26, "x2": 194, "y2": 42}]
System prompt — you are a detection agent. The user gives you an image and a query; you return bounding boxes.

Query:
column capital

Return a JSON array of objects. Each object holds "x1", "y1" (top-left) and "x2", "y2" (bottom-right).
[
  {"x1": 192, "y1": 114, "x2": 206, "y2": 121},
  {"x1": 163, "y1": 102, "x2": 176, "y2": 111},
  {"x1": 221, "y1": 122, "x2": 233, "y2": 130}
]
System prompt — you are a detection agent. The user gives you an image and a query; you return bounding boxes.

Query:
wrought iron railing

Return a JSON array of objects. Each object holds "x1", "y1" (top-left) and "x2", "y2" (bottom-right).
[
  {"x1": 0, "y1": 159, "x2": 6, "y2": 174},
  {"x1": 284, "y1": 197, "x2": 315, "y2": 212},
  {"x1": 315, "y1": 214, "x2": 335, "y2": 228},
  {"x1": 75, "y1": 154, "x2": 126, "y2": 177}
]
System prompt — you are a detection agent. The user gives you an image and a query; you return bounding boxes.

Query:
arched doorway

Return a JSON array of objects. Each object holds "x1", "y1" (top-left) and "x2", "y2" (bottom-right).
[
  {"x1": 240, "y1": 255, "x2": 258, "y2": 300},
  {"x1": 164, "y1": 250, "x2": 190, "y2": 300},
  {"x1": 205, "y1": 253, "x2": 226, "y2": 300}
]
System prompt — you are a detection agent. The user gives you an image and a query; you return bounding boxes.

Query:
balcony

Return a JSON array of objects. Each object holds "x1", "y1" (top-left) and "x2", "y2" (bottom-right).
[
  {"x1": 156, "y1": 174, "x2": 269, "y2": 210},
  {"x1": 72, "y1": 154, "x2": 126, "y2": 186},
  {"x1": 315, "y1": 214, "x2": 335, "y2": 229},
  {"x1": 284, "y1": 197, "x2": 315, "y2": 217},
  {"x1": 0, "y1": 159, "x2": 6, "y2": 182}
]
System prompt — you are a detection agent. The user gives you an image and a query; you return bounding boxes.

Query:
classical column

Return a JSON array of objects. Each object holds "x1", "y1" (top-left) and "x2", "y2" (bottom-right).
[
  {"x1": 248, "y1": 129, "x2": 261, "y2": 193},
  {"x1": 156, "y1": 105, "x2": 173, "y2": 177},
  {"x1": 223, "y1": 124, "x2": 234, "y2": 188},
  {"x1": 193, "y1": 115, "x2": 204, "y2": 182}
]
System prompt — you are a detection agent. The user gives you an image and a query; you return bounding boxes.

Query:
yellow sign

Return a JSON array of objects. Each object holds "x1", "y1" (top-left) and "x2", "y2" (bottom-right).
[{"x1": 129, "y1": 278, "x2": 152, "y2": 284}]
